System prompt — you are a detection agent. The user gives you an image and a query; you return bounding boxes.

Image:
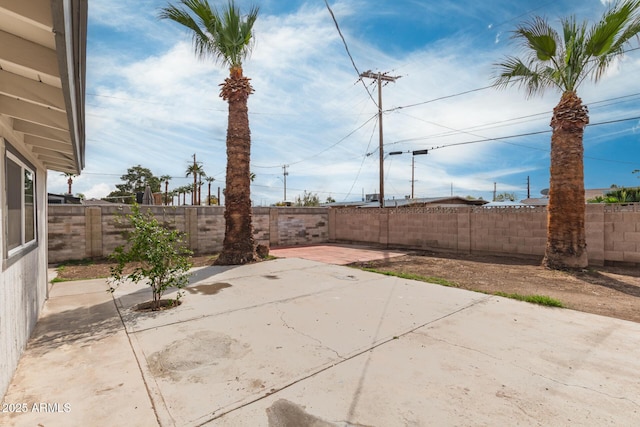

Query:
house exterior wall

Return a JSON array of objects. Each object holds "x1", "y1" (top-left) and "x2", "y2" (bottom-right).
[{"x1": 0, "y1": 134, "x2": 49, "y2": 399}]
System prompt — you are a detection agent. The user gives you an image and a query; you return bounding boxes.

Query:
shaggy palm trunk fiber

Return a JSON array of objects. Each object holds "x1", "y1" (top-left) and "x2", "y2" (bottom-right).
[
  {"x1": 215, "y1": 69, "x2": 258, "y2": 265},
  {"x1": 543, "y1": 91, "x2": 588, "y2": 270}
]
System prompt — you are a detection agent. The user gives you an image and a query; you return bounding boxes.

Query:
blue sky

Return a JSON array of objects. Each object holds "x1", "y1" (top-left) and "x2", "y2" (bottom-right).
[{"x1": 47, "y1": 0, "x2": 640, "y2": 204}]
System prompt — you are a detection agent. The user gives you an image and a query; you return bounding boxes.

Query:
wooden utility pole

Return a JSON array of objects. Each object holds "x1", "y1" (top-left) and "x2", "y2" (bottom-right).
[
  {"x1": 359, "y1": 70, "x2": 400, "y2": 207},
  {"x1": 282, "y1": 165, "x2": 289, "y2": 202},
  {"x1": 411, "y1": 157, "x2": 415, "y2": 199}
]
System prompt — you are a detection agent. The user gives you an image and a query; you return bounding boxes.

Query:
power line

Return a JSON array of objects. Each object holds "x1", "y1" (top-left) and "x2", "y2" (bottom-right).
[
  {"x1": 389, "y1": 92, "x2": 640, "y2": 145},
  {"x1": 424, "y1": 115, "x2": 640, "y2": 152},
  {"x1": 251, "y1": 113, "x2": 378, "y2": 169},
  {"x1": 343, "y1": 115, "x2": 379, "y2": 201},
  {"x1": 323, "y1": 0, "x2": 377, "y2": 107},
  {"x1": 385, "y1": 47, "x2": 640, "y2": 114}
]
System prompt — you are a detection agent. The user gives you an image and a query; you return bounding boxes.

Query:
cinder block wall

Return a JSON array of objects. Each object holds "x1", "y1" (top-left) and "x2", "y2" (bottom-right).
[
  {"x1": 48, "y1": 205, "x2": 329, "y2": 263},
  {"x1": 48, "y1": 203, "x2": 640, "y2": 266},
  {"x1": 331, "y1": 204, "x2": 640, "y2": 265}
]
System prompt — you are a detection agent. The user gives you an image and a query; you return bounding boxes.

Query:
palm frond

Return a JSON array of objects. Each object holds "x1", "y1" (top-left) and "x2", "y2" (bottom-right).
[
  {"x1": 492, "y1": 57, "x2": 558, "y2": 97},
  {"x1": 587, "y1": 0, "x2": 640, "y2": 80},
  {"x1": 513, "y1": 16, "x2": 559, "y2": 61},
  {"x1": 494, "y1": 0, "x2": 640, "y2": 96},
  {"x1": 560, "y1": 16, "x2": 590, "y2": 90},
  {"x1": 159, "y1": 0, "x2": 258, "y2": 70}
]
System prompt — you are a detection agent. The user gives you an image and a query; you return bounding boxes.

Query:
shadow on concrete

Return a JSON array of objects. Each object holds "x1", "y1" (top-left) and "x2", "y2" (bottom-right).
[{"x1": 26, "y1": 300, "x2": 122, "y2": 356}]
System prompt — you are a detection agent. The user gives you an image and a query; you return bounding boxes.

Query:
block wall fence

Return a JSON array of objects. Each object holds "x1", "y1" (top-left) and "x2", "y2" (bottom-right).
[
  {"x1": 47, "y1": 206, "x2": 329, "y2": 264},
  {"x1": 48, "y1": 204, "x2": 640, "y2": 265}
]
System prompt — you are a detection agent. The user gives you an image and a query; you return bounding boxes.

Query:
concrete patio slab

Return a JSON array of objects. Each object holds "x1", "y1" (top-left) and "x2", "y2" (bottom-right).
[
  {"x1": 1, "y1": 281, "x2": 157, "y2": 427},
  {"x1": 3, "y1": 246, "x2": 640, "y2": 427},
  {"x1": 269, "y1": 244, "x2": 406, "y2": 265}
]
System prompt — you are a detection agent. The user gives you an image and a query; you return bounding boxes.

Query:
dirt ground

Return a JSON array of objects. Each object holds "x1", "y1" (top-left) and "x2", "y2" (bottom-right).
[
  {"x1": 54, "y1": 252, "x2": 640, "y2": 324},
  {"x1": 351, "y1": 251, "x2": 640, "y2": 324}
]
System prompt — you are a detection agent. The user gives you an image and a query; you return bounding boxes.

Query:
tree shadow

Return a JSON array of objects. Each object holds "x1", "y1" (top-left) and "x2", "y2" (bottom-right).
[
  {"x1": 25, "y1": 299, "x2": 122, "y2": 356},
  {"x1": 573, "y1": 269, "x2": 640, "y2": 298}
]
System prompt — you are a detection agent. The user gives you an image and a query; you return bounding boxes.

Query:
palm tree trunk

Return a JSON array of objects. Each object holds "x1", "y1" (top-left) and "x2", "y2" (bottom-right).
[
  {"x1": 543, "y1": 91, "x2": 588, "y2": 269},
  {"x1": 215, "y1": 69, "x2": 257, "y2": 265}
]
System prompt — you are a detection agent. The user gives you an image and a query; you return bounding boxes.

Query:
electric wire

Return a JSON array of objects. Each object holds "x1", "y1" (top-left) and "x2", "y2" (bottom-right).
[{"x1": 323, "y1": 0, "x2": 377, "y2": 107}]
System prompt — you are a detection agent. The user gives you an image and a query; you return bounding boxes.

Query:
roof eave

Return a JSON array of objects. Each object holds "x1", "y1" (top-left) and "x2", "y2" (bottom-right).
[{"x1": 50, "y1": 0, "x2": 87, "y2": 174}]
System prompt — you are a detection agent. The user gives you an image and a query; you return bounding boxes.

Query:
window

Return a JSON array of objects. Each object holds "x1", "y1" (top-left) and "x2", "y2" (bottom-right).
[{"x1": 6, "y1": 151, "x2": 36, "y2": 256}]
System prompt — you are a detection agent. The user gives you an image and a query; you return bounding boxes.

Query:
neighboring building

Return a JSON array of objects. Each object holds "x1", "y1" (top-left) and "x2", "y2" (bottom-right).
[
  {"x1": 326, "y1": 196, "x2": 489, "y2": 209},
  {"x1": 0, "y1": 1, "x2": 87, "y2": 398},
  {"x1": 82, "y1": 198, "x2": 116, "y2": 206},
  {"x1": 48, "y1": 192, "x2": 82, "y2": 204}
]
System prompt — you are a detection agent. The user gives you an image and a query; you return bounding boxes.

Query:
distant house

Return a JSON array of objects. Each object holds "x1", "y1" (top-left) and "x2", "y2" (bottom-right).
[
  {"x1": 48, "y1": 192, "x2": 82, "y2": 204},
  {"x1": 82, "y1": 198, "x2": 116, "y2": 206},
  {"x1": 326, "y1": 196, "x2": 489, "y2": 208},
  {"x1": 0, "y1": 1, "x2": 87, "y2": 398}
]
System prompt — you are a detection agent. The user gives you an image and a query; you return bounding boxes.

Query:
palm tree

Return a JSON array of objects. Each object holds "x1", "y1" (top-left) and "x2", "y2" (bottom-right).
[
  {"x1": 185, "y1": 162, "x2": 205, "y2": 205},
  {"x1": 160, "y1": 175, "x2": 172, "y2": 205},
  {"x1": 62, "y1": 172, "x2": 76, "y2": 195},
  {"x1": 160, "y1": 0, "x2": 259, "y2": 265},
  {"x1": 205, "y1": 176, "x2": 215, "y2": 205},
  {"x1": 181, "y1": 186, "x2": 192, "y2": 206},
  {"x1": 493, "y1": 0, "x2": 640, "y2": 269}
]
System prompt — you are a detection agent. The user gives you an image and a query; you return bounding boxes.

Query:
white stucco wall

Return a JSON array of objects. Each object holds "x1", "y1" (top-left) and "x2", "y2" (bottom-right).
[{"x1": 0, "y1": 133, "x2": 49, "y2": 399}]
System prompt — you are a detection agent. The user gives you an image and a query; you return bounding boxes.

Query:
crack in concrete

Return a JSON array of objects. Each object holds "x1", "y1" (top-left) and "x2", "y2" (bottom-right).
[
  {"x1": 127, "y1": 283, "x2": 351, "y2": 334},
  {"x1": 199, "y1": 295, "x2": 491, "y2": 425},
  {"x1": 276, "y1": 306, "x2": 344, "y2": 360},
  {"x1": 415, "y1": 326, "x2": 640, "y2": 410},
  {"x1": 524, "y1": 369, "x2": 640, "y2": 408}
]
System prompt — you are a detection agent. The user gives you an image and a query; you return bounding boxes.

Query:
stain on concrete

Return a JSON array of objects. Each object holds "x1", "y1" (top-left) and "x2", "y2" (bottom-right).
[
  {"x1": 147, "y1": 331, "x2": 248, "y2": 381},
  {"x1": 266, "y1": 399, "x2": 374, "y2": 427},
  {"x1": 263, "y1": 275, "x2": 280, "y2": 280},
  {"x1": 330, "y1": 273, "x2": 358, "y2": 281},
  {"x1": 267, "y1": 399, "x2": 335, "y2": 427},
  {"x1": 186, "y1": 282, "x2": 232, "y2": 295}
]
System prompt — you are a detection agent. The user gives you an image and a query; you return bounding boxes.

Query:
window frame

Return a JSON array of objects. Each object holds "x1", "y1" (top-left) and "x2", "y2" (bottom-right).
[{"x1": 5, "y1": 147, "x2": 37, "y2": 259}]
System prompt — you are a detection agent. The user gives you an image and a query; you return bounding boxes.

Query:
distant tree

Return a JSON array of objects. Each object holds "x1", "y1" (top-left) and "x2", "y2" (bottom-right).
[
  {"x1": 493, "y1": 0, "x2": 640, "y2": 269},
  {"x1": 107, "y1": 165, "x2": 161, "y2": 204},
  {"x1": 160, "y1": 175, "x2": 172, "y2": 205},
  {"x1": 294, "y1": 191, "x2": 320, "y2": 207},
  {"x1": 62, "y1": 172, "x2": 77, "y2": 195},
  {"x1": 588, "y1": 187, "x2": 640, "y2": 203},
  {"x1": 205, "y1": 176, "x2": 216, "y2": 205},
  {"x1": 325, "y1": 196, "x2": 336, "y2": 203},
  {"x1": 178, "y1": 185, "x2": 192, "y2": 205},
  {"x1": 494, "y1": 192, "x2": 517, "y2": 202},
  {"x1": 186, "y1": 163, "x2": 205, "y2": 205}
]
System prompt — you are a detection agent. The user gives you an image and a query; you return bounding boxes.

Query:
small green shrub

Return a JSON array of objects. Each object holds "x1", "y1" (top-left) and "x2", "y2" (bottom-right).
[{"x1": 108, "y1": 204, "x2": 193, "y2": 310}]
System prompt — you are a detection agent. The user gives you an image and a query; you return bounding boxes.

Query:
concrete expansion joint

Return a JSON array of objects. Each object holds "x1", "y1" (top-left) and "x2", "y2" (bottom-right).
[
  {"x1": 109, "y1": 293, "x2": 168, "y2": 426},
  {"x1": 525, "y1": 369, "x2": 640, "y2": 408},
  {"x1": 276, "y1": 305, "x2": 344, "y2": 360}
]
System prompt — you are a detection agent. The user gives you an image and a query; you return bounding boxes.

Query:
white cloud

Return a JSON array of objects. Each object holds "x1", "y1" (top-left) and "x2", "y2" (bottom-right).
[{"x1": 59, "y1": 0, "x2": 640, "y2": 203}]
